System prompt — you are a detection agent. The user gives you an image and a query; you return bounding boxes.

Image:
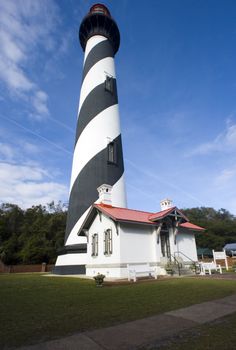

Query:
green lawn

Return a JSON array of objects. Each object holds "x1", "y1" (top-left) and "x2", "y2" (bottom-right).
[{"x1": 1, "y1": 274, "x2": 236, "y2": 348}]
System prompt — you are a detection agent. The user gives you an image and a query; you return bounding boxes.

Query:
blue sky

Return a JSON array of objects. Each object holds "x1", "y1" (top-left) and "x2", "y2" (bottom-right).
[{"x1": 1, "y1": 0, "x2": 236, "y2": 214}]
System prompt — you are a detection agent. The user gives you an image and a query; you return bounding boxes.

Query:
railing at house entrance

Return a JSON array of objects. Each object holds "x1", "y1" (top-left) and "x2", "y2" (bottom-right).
[
  {"x1": 174, "y1": 251, "x2": 200, "y2": 275},
  {"x1": 170, "y1": 254, "x2": 182, "y2": 276}
]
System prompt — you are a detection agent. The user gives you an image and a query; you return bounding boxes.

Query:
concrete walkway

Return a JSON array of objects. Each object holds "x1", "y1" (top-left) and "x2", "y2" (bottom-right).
[{"x1": 19, "y1": 293, "x2": 236, "y2": 350}]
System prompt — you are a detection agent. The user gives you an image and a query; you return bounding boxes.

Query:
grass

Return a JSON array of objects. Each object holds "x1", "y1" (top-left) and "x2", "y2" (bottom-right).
[
  {"x1": 1, "y1": 274, "x2": 236, "y2": 348},
  {"x1": 149, "y1": 312, "x2": 236, "y2": 350}
]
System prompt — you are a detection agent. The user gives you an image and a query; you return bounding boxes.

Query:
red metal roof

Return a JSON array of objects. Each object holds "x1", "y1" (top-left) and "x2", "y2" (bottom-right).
[
  {"x1": 179, "y1": 222, "x2": 205, "y2": 231},
  {"x1": 148, "y1": 207, "x2": 176, "y2": 221},
  {"x1": 94, "y1": 204, "x2": 155, "y2": 225},
  {"x1": 149, "y1": 207, "x2": 189, "y2": 222},
  {"x1": 94, "y1": 204, "x2": 204, "y2": 231}
]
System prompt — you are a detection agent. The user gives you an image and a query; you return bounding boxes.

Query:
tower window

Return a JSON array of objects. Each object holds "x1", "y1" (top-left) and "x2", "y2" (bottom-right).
[
  {"x1": 104, "y1": 229, "x2": 112, "y2": 255},
  {"x1": 105, "y1": 75, "x2": 114, "y2": 94},
  {"x1": 107, "y1": 141, "x2": 117, "y2": 164},
  {"x1": 91, "y1": 234, "x2": 98, "y2": 256}
]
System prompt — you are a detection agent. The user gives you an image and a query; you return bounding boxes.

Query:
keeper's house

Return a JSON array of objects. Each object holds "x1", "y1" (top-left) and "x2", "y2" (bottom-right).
[{"x1": 56, "y1": 184, "x2": 204, "y2": 278}]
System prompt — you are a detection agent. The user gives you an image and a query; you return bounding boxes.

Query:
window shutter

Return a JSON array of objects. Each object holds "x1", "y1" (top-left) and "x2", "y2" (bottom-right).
[
  {"x1": 91, "y1": 235, "x2": 94, "y2": 256},
  {"x1": 109, "y1": 229, "x2": 112, "y2": 254},
  {"x1": 104, "y1": 231, "x2": 107, "y2": 255},
  {"x1": 95, "y1": 234, "x2": 98, "y2": 256},
  {"x1": 92, "y1": 234, "x2": 98, "y2": 256},
  {"x1": 107, "y1": 142, "x2": 117, "y2": 164},
  {"x1": 104, "y1": 229, "x2": 112, "y2": 255},
  {"x1": 103, "y1": 232, "x2": 106, "y2": 254},
  {"x1": 105, "y1": 75, "x2": 114, "y2": 94}
]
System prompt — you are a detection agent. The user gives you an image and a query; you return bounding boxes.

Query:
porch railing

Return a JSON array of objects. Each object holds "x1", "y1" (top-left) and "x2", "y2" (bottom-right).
[
  {"x1": 170, "y1": 254, "x2": 182, "y2": 276},
  {"x1": 174, "y1": 251, "x2": 200, "y2": 274}
]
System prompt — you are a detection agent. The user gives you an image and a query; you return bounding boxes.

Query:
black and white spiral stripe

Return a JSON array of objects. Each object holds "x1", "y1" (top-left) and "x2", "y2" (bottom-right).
[{"x1": 65, "y1": 35, "x2": 126, "y2": 245}]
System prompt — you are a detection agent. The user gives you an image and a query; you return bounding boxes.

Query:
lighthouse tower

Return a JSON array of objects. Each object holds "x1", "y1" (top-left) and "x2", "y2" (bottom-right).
[{"x1": 54, "y1": 4, "x2": 127, "y2": 273}]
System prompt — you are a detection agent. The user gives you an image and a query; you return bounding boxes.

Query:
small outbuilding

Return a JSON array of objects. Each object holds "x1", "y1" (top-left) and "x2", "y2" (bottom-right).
[{"x1": 73, "y1": 184, "x2": 205, "y2": 278}]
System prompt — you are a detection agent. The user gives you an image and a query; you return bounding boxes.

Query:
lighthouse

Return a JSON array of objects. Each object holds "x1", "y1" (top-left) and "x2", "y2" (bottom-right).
[
  {"x1": 54, "y1": 3, "x2": 203, "y2": 278},
  {"x1": 54, "y1": 4, "x2": 127, "y2": 273}
]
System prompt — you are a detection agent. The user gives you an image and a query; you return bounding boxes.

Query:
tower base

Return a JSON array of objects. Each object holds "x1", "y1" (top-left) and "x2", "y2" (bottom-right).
[
  {"x1": 53, "y1": 264, "x2": 86, "y2": 275},
  {"x1": 53, "y1": 251, "x2": 87, "y2": 275}
]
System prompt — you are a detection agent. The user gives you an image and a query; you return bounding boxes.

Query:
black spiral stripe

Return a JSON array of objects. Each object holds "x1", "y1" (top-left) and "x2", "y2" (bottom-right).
[
  {"x1": 64, "y1": 34, "x2": 125, "y2": 244},
  {"x1": 82, "y1": 39, "x2": 114, "y2": 82},
  {"x1": 75, "y1": 80, "x2": 118, "y2": 145},
  {"x1": 65, "y1": 134, "x2": 124, "y2": 243}
]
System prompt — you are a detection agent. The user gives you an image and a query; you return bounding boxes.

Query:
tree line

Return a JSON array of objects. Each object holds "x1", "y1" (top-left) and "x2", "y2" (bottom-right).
[
  {"x1": 0, "y1": 203, "x2": 236, "y2": 265},
  {"x1": 0, "y1": 202, "x2": 66, "y2": 265},
  {"x1": 182, "y1": 207, "x2": 236, "y2": 251}
]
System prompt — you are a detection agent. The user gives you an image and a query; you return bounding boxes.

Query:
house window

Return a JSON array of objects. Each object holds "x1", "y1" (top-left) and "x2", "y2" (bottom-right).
[
  {"x1": 107, "y1": 141, "x2": 117, "y2": 164},
  {"x1": 91, "y1": 234, "x2": 98, "y2": 256},
  {"x1": 104, "y1": 229, "x2": 112, "y2": 255},
  {"x1": 105, "y1": 75, "x2": 114, "y2": 94}
]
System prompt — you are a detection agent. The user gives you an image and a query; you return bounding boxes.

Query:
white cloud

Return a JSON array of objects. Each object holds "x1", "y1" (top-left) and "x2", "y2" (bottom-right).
[
  {"x1": 0, "y1": 141, "x2": 41, "y2": 162},
  {"x1": 31, "y1": 90, "x2": 49, "y2": 116},
  {"x1": 22, "y1": 142, "x2": 40, "y2": 154},
  {"x1": 188, "y1": 122, "x2": 236, "y2": 156},
  {"x1": 214, "y1": 167, "x2": 236, "y2": 188},
  {"x1": 0, "y1": 162, "x2": 68, "y2": 208},
  {"x1": 0, "y1": 56, "x2": 34, "y2": 92},
  {"x1": 0, "y1": 0, "x2": 60, "y2": 118},
  {"x1": 0, "y1": 143, "x2": 15, "y2": 160},
  {"x1": 225, "y1": 124, "x2": 236, "y2": 147},
  {"x1": 0, "y1": 30, "x2": 25, "y2": 63},
  {"x1": 0, "y1": 162, "x2": 47, "y2": 182},
  {"x1": 0, "y1": 140, "x2": 68, "y2": 208}
]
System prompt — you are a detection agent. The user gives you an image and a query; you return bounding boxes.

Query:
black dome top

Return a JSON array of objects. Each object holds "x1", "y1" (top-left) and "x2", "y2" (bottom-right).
[{"x1": 79, "y1": 4, "x2": 120, "y2": 54}]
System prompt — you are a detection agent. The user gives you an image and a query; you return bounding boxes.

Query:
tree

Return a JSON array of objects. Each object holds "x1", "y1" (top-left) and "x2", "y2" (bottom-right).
[
  {"x1": 0, "y1": 202, "x2": 66, "y2": 265},
  {"x1": 182, "y1": 207, "x2": 236, "y2": 250}
]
